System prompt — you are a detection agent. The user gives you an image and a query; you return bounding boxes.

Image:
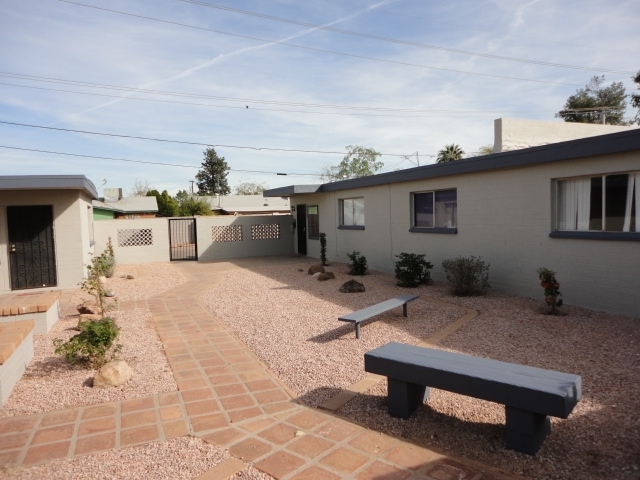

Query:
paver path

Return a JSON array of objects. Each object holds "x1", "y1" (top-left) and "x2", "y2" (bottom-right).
[{"x1": 0, "y1": 258, "x2": 526, "y2": 479}]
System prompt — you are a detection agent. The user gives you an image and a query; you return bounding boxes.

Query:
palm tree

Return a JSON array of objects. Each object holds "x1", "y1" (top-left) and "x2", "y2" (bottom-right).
[{"x1": 437, "y1": 144, "x2": 464, "y2": 163}]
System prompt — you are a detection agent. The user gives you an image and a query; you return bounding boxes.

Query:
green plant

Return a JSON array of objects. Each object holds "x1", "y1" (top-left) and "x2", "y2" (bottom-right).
[
  {"x1": 53, "y1": 317, "x2": 122, "y2": 368},
  {"x1": 81, "y1": 248, "x2": 118, "y2": 316},
  {"x1": 346, "y1": 251, "x2": 368, "y2": 275},
  {"x1": 537, "y1": 267, "x2": 563, "y2": 315},
  {"x1": 441, "y1": 256, "x2": 490, "y2": 296},
  {"x1": 394, "y1": 253, "x2": 433, "y2": 287},
  {"x1": 319, "y1": 233, "x2": 327, "y2": 266}
]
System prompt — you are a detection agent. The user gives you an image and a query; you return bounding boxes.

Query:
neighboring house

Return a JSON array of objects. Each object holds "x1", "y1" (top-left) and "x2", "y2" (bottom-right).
[
  {"x1": 0, "y1": 175, "x2": 98, "y2": 292},
  {"x1": 92, "y1": 188, "x2": 158, "y2": 220},
  {"x1": 204, "y1": 195, "x2": 290, "y2": 215},
  {"x1": 264, "y1": 128, "x2": 640, "y2": 317}
]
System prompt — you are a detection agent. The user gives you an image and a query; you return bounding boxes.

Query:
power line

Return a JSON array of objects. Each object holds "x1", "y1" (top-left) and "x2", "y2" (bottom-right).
[
  {"x1": 0, "y1": 120, "x2": 423, "y2": 157},
  {"x1": 57, "y1": 0, "x2": 585, "y2": 87},
  {"x1": 0, "y1": 145, "x2": 319, "y2": 177},
  {"x1": 180, "y1": 0, "x2": 635, "y2": 75}
]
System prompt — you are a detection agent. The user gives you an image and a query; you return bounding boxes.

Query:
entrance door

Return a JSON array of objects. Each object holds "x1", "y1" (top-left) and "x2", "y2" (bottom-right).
[
  {"x1": 169, "y1": 218, "x2": 198, "y2": 261},
  {"x1": 296, "y1": 204, "x2": 307, "y2": 255},
  {"x1": 7, "y1": 205, "x2": 57, "y2": 290}
]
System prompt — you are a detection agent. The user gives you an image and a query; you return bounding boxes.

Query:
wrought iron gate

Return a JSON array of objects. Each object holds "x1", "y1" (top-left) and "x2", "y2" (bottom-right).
[
  {"x1": 169, "y1": 218, "x2": 197, "y2": 261},
  {"x1": 7, "y1": 205, "x2": 57, "y2": 290}
]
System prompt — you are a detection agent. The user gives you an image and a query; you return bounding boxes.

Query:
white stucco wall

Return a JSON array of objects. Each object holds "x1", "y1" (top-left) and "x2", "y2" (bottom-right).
[
  {"x1": 0, "y1": 190, "x2": 92, "y2": 292},
  {"x1": 291, "y1": 152, "x2": 640, "y2": 317},
  {"x1": 494, "y1": 118, "x2": 636, "y2": 153},
  {"x1": 93, "y1": 218, "x2": 170, "y2": 264}
]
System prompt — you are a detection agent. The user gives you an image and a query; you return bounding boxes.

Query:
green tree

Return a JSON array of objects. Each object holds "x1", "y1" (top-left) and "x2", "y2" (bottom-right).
[
  {"x1": 177, "y1": 195, "x2": 212, "y2": 216},
  {"x1": 147, "y1": 190, "x2": 179, "y2": 217},
  {"x1": 195, "y1": 147, "x2": 230, "y2": 195},
  {"x1": 556, "y1": 75, "x2": 628, "y2": 125},
  {"x1": 234, "y1": 181, "x2": 268, "y2": 195},
  {"x1": 477, "y1": 145, "x2": 493, "y2": 155},
  {"x1": 437, "y1": 144, "x2": 464, "y2": 163},
  {"x1": 631, "y1": 70, "x2": 640, "y2": 125},
  {"x1": 320, "y1": 145, "x2": 383, "y2": 182}
]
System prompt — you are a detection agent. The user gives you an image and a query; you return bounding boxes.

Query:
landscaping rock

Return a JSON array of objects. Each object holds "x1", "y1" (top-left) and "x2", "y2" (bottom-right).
[
  {"x1": 77, "y1": 302, "x2": 99, "y2": 315},
  {"x1": 126, "y1": 274, "x2": 135, "y2": 280},
  {"x1": 308, "y1": 264, "x2": 325, "y2": 275},
  {"x1": 339, "y1": 279, "x2": 365, "y2": 293},
  {"x1": 297, "y1": 269, "x2": 304, "y2": 272},
  {"x1": 79, "y1": 314, "x2": 102, "y2": 323},
  {"x1": 104, "y1": 290, "x2": 116, "y2": 298},
  {"x1": 93, "y1": 360, "x2": 133, "y2": 388},
  {"x1": 318, "y1": 272, "x2": 335, "y2": 281}
]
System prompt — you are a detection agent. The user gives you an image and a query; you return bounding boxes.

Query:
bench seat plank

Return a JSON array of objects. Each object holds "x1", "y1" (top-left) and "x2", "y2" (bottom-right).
[
  {"x1": 339, "y1": 295, "x2": 418, "y2": 339},
  {"x1": 364, "y1": 342, "x2": 581, "y2": 418}
]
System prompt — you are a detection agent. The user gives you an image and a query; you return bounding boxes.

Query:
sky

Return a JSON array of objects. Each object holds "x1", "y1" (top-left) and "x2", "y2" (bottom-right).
[{"x1": 1, "y1": 0, "x2": 639, "y2": 197}]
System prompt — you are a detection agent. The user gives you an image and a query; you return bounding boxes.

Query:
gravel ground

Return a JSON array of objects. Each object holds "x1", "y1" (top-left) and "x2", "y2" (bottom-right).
[{"x1": 202, "y1": 261, "x2": 640, "y2": 480}]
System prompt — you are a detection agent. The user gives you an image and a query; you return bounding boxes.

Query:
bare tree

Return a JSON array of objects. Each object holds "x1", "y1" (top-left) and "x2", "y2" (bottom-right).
[{"x1": 128, "y1": 179, "x2": 152, "y2": 197}]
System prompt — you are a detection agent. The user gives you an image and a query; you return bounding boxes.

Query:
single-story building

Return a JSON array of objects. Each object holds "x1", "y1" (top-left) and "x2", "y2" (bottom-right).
[
  {"x1": 264, "y1": 128, "x2": 640, "y2": 317},
  {"x1": 204, "y1": 195, "x2": 290, "y2": 215},
  {"x1": 93, "y1": 188, "x2": 158, "y2": 220},
  {"x1": 0, "y1": 175, "x2": 98, "y2": 293}
]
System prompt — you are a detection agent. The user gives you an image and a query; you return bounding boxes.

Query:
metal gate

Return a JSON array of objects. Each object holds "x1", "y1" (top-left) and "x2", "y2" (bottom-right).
[
  {"x1": 7, "y1": 205, "x2": 58, "y2": 289},
  {"x1": 169, "y1": 218, "x2": 197, "y2": 261}
]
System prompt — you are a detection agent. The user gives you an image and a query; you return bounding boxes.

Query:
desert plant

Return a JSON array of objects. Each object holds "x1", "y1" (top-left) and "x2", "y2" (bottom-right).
[
  {"x1": 346, "y1": 251, "x2": 368, "y2": 275},
  {"x1": 395, "y1": 253, "x2": 433, "y2": 287},
  {"x1": 441, "y1": 256, "x2": 490, "y2": 296},
  {"x1": 319, "y1": 233, "x2": 328, "y2": 266},
  {"x1": 537, "y1": 267, "x2": 563, "y2": 314},
  {"x1": 81, "y1": 252, "x2": 118, "y2": 316},
  {"x1": 53, "y1": 317, "x2": 122, "y2": 368}
]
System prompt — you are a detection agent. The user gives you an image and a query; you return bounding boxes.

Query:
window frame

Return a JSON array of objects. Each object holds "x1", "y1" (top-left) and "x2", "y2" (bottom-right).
[
  {"x1": 338, "y1": 197, "x2": 365, "y2": 230},
  {"x1": 409, "y1": 188, "x2": 458, "y2": 234},
  {"x1": 307, "y1": 205, "x2": 320, "y2": 240},
  {"x1": 552, "y1": 171, "x2": 640, "y2": 241}
]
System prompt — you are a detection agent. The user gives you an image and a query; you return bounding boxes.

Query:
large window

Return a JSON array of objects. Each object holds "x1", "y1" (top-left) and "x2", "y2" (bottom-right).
[
  {"x1": 339, "y1": 197, "x2": 364, "y2": 229},
  {"x1": 556, "y1": 173, "x2": 639, "y2": 233},
  {"x1": 411, "y1": 189, "x2": 457, "y2": 232},
  {"x1": 307, "y1": 205, "x2": 319, "y2": 239}
]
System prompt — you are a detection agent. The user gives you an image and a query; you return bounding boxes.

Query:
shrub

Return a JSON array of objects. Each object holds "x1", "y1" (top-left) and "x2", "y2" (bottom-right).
[
  {"x1": 346, "y1": 251, "x2": 368, "y2": 275},
  {"x1": 441, "y1": 256, "x2": 490, "y2": 296},
  {"x1": 394, "y1": 253, "x2": 433, "y2": 287},
  {"x1": 53, "y1": 317, "x2": 122, "y2": 368},
  {"x1": 319, "y1": 233, "x2": 328, "y2": 266},
  {"x1": 81, "y1": 243, "x2": 118, "y2": 315},
  {"x1": 537, "y1": 267, "x2": 563, "y2": 315}
]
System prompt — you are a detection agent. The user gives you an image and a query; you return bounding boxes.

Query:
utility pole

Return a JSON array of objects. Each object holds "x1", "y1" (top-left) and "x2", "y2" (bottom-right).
[{"x1": 189, "y1": 180, "x2": 194, "y2": 194}]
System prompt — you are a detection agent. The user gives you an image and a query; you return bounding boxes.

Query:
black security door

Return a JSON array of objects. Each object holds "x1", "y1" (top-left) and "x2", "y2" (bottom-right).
[
  {"x1": 296, "y1": 204, "x2": 307, "y2": 255},
  {"x1": 7, "y1": 205, "x2": 57, "y2": 290}
]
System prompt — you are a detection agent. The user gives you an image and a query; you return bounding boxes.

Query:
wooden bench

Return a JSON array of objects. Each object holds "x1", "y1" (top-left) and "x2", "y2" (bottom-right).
[
  {"x1": 339, "y1": 295, "x2": 418, "y2": 339},
  {"x1": 364, "y1": 342, "x2": 582, "y2": 455}
]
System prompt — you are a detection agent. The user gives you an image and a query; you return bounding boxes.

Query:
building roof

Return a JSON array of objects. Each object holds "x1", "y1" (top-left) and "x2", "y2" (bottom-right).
[
  {"x1": 204, "y1": 195, "x2": 290, "y2": 213},
  {"x1": 92, "y1": 196, "x2": 158, "y2": 213},
  {"x1": 264, "y1": 128, "x2": 640, "y2": 197},
  {"x1": 0, "y1": 175, "x2": 99, "y2": 198}
]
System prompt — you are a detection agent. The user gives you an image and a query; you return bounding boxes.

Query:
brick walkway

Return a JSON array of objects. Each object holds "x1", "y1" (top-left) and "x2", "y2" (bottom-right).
[{"x1": 0, "y1": 259, "x2": 526, "y2": 479}]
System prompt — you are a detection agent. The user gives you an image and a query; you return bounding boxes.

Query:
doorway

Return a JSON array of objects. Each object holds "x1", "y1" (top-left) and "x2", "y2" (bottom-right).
[
  {"x1": 7, "y1": 205, "x2": 57, "y2": 290},
  {"x1": 296, "y1": 204, "x2": 307, "y2": 255},
  {"x1": 169, "y1": 218, "x2": 198, "y2": 261}
]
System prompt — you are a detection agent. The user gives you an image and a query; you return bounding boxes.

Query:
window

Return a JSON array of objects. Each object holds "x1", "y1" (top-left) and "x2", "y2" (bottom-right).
[
  {"x1": 307, "y1": 205, "x2": 319, "y2": 239},
  {"x1": 410, "y1": 189, "x2": 457, "y2": 233},
  {"x1": 556, "y1": 172, "x2": 639, "y2": 233},
  {"x1": 339, "y1": 197, "x2": 364, "y2": 229}
]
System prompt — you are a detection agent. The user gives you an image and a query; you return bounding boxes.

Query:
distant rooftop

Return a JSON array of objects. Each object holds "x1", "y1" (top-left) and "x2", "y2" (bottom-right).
[
  {"x1": 0, "y1": 175, "x2": 99, "y2": 198},
  {"x1": 92, "y1": 196, "x2": 158, "y2": 214}
]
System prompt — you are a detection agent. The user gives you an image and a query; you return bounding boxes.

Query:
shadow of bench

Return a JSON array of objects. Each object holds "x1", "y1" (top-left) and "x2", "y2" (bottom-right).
[{"x1": 364, "y1": 342, "x2": 581, "y2": 455}]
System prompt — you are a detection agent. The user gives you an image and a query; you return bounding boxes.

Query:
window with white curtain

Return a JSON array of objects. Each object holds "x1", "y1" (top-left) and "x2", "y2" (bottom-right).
[
  {"x1": 339, "y1": 198, "x2": 364, "y2": 227},
  {"x1": 556, "y1": 172, "x2": 639, "y2": 232}
]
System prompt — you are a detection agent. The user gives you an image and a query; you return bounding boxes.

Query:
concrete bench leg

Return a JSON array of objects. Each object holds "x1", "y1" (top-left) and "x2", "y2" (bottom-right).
[
  {"x1": 402, "y1": 303, "x2": 408, "y2": 317},
  {"x1": 505, "y1": 406, "x2": 551, "y2": 455},
  {"x1": 355, "y1": 323, "x2": 361, "y2": 339},
  {"x1": 387, "y1": 378, "x2": 430, "y2": 419}
]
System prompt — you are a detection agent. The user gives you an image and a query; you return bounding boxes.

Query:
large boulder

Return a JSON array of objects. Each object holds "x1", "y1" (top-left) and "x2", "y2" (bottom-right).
[
  {"x1": 318, "y1": 272, "x2": 335, "y2": 281},
  {"x1": 77, "y1": 302, "x2": 100, "y2": 315},
  {"x1": 93, "y1": 360, "x2": 133, "y2": 388},
  {"x1": 308, "y1": 264, "x2": 325, "y2": 275},
  {"x1": 339, "y1": 279, "x2": 365, "y2": 293}
]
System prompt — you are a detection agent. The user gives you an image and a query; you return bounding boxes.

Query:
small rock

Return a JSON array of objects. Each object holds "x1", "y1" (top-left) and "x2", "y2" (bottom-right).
[
  {"x1": 79, "y1": 313, "x2": 102, "y2": 323},
  {"x1": 339, "y1": 279, "x2": 365, "y2": 293},
  {"x1": 308, "y1": 264, "x2": 325, "y2": 275},
  {"x1": 126, "y1": 274, "x2": 135, "y2": 280},
  {"x1": 312, "y1": 272, "x2": 322, "y2": 278},
  {"x1": 98, "y1": 276, "x2": 107, "y2": 284},
  {"x1": 77, "y1": 301, "x2": 99, "y2": 315},
  {"x1": 104, "y1": 290, "x2": 116, "y2": 297},
  {"x1": 294, "y1": 430, "x2": 305, "y2": 437},
  {"x1": 93, "y1": 360, "x2": 132, "y2": 388},
  {"x1": 297, "y1": 269, "x2": 304, "y2": 272},
  {"x1": 318, "y1": 272, "x2": 335, "y2": 281}
]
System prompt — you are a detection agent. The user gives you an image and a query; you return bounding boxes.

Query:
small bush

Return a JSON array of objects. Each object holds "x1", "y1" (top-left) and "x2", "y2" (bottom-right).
[
  {"x1": 537, "y1": 267, "x2": 563, "y2": 315},
  {"x1": 441, "y1": 256, "x2": 490, "y2": 296},
  {"x1": 395, "y1": 253, "x2": 433, "y2": 287},
  {"x1": 346, "y1": 251, "x2": 368, "y2": 275},
  {"x1": 319, "y1": 233, "x2": 328, "y2": 266},
  {"x1": 53, "y1": 317, "x2": 122, "y2": 368}
]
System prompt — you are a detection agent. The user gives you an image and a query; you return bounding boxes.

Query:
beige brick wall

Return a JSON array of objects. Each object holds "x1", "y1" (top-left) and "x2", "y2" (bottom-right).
[{"x1": 292, "y1": 151, "x2": 640, "y2": 317}]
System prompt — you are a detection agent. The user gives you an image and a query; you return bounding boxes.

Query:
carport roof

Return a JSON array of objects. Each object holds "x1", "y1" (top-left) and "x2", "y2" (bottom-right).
[{"x1": 0, "y1": 175, "x2": 99, "y2": 199}]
